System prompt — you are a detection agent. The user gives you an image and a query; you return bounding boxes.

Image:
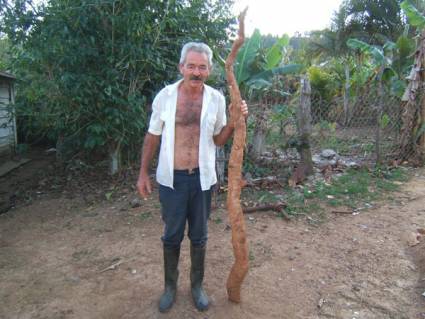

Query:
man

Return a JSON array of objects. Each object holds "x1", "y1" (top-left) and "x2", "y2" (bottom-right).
[{"x1": 137, "y1": 42, "x2": 248, "y2": 312}]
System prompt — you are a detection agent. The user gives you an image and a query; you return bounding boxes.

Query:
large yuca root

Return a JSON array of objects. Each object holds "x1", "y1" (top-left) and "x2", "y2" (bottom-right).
[{"x1": 225, "y1": 8, "x2": 249, "y2": 303}]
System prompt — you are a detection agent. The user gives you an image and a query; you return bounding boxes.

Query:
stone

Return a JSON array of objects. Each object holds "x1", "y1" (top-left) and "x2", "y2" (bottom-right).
[
  {"x1": 130, "y1": 198, "x2": 142, "y2": 208},
  {"x1": 321, "y1": 149, "x2": 337, "y2": 159}
]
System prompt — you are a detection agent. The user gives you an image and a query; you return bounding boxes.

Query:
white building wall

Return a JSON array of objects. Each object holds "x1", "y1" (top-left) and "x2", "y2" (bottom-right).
[{"x1": 0, "y1": 79, "x2": 16, "y2": 157}]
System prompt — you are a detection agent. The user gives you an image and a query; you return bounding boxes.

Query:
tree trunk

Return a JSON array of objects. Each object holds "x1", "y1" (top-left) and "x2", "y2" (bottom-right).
[
  {"x1": 225, "y1": 8, "x2": 249, "y2": 304},
  {"x1": 109, "y1": 141, "x2": 121, "y2": 175},
  {"x1": 398, "y1": 29, "x2": 425, "y2": 162},
  {"x1": 375, "y1": 66, "x2": 385, "y2": 166},
  {"x1": 296, "y1": 76, "x2": 314, "y2": 176},
  {"x1": 251, "y1": 110, "x2": 267, "y2": 160},
  {"x1": 55, "y1": 134, "x2": 65, "y2": 163},
  {"x1": 216, "y1": 146, "x2": 226, "y2": 186},
  {"x1": 343, "y1": 63, "x2": 351, "y2": 126},
  {"x1": 421, "y1": 95, "x2": 425, "y2": 152}
]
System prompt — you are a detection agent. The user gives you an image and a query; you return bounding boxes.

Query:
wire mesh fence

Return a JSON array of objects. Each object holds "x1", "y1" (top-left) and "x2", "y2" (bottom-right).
[
  {"x1": 308, "y1": 89, "x2": 408, "y2": 166},
  {"x1": 245, "y1": 81, "x2": 422, "y2": 172}
]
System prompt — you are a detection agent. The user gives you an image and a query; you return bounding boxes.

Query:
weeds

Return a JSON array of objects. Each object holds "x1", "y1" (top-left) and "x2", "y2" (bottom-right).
[
  {"x1": 242, "y1": 166, "x2": 410, "y2": 222},
  {"x1": 213, "y1": 216, "x2": 223, "y2": 224},
  {"x1": 249, "y1": 250, "x2": 255, "y2": 261},
  {"x1": 289, "y1": 167, "x2": 409, "y2": 215}
]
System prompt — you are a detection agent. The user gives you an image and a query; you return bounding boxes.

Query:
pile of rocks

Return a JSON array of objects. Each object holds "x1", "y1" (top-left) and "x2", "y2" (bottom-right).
[{"x1": 312, "y1": 149, "x2": 360, "y2": 169}]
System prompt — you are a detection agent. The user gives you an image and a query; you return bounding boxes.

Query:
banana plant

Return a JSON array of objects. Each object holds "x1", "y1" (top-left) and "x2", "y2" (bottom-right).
[
  {"x1": 347, "y1": 38, "x2": 401, "y2": 89},
  {"x1": 397, "y1": 0, "x2": 425, "y2": 159},
  {"x1": 347, "y1": 39, "x2": 389, "y2": 71},
  {"x1": 347, "y1": 27, "x2": 417, "y2": 97},
  {"x1": 401, "y1": 0, "x2": 425, "y2": 30},
  {"x1": 230, "y1": 29, "x2": 303, "y2": 159},
  {"x1": 234, "y1": 29, "x2": 302, "y2": 95},
  {"x1": 235, "y1": 29, "x2": 262, "y2": 84}
]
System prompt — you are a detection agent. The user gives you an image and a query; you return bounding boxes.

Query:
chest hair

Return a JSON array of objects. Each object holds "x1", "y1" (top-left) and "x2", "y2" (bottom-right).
[{"x1": 175, "y1": 97, "x2": 202, "y2": 127}]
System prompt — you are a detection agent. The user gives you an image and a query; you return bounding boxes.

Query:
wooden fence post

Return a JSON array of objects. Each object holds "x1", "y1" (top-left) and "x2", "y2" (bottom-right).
[
  {"x1": 419, "y1": 30, "x2": 425, "y2": 157},
  {"x1": 297, "y1": 76, "x2": 314, "y2": 176},
  {"x1": 375, "y1": 65, "x2": 385, "y2": 166},
  {"x1": 343, "y1": 63, "x2": 351, "y2": 126}
]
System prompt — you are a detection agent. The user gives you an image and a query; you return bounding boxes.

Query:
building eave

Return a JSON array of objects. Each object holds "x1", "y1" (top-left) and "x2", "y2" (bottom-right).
[{"x1": 0, "y1": 71, "x2": 16, "y2": 80}]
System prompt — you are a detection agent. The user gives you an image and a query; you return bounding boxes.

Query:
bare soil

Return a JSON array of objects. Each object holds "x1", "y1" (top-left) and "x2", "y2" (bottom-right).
[{"x1": 1, "y1": 151, "x2": 424, "y2": 319}]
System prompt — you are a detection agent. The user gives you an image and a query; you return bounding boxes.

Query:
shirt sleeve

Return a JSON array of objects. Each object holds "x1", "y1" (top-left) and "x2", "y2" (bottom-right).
[
  {"x1": 213, "y1": 93, "x2": 227, "y2": 136},
  {"x1": 147, "y1": 93, "x2": 163, "y2": 136}
]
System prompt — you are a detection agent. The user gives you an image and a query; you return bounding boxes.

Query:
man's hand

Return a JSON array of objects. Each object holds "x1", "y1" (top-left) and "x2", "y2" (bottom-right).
[
  {"x1": 213, "y1": 100, "x2": 249, "y2": 146},
  {"x1": 136, "y1": 133, "x2": 160, "y2": 200},
  {"x1": 137, "y1": 173, "x2": 152, "y2": 200},
  {"x1": 229, "y1": 100, "x2": 249, "y2": 128},
  {"x1": 241, "y1": 100, "x2": 248, "y2": 118}
]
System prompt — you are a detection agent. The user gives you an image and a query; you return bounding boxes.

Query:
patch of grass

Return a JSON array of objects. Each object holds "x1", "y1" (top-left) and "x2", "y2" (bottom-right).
[
  {"x1": 306, "y1": 169, "x2": 378, "y2": 207},
  {"x1": 243, "y1": 157, "x2": 271, "y2": 177},
  {"x1": 245, "y1": 189, "x2": 277, "y2": 203},
  {"x1": 317, "y1": 135, "x2": 355, "y2": 155},
  {"x1": 249, "y1": 250, "x2": 255, "y2": 261},
  {"x1": 283, "y1": 166, "x2": 410, "y2": 218},
  {"x1": 241, "y1": 188, "x2": 279, "y2": 207},
  {"x1": 374, "y1": 166, "x2": 410, "y2": 182},
  {"x1": 213, "y1": 216, "x2": 223, "y2": 224},
  {"x1": 139, "y1": 211, "x2": 152, "y2": 221},
  {"x1": 376, "y1": 179, "x2": 399, "y2": 191},
  {"x1": 285, "y1": 190, "x2": 308, "y2": 215},
  {"x1": 358, "y1": 142, "x2": 375, "y2": 154},
  {"x1": 239, "y1": 166, "x2": 410, "y2": 222},
  {"x1": 256, "y1": 190, "x2": 278, "y2": 203}
]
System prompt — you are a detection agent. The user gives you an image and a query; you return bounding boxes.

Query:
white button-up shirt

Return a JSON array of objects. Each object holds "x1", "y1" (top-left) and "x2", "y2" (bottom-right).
[{"x1": 148, "y1": 79, "x2": 227, "y2": 191}]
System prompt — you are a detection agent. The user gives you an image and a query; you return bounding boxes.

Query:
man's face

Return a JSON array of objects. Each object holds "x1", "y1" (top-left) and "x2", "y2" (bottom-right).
[{"x1": 179, "y1": 51, "x2": 211, "y2": 89}]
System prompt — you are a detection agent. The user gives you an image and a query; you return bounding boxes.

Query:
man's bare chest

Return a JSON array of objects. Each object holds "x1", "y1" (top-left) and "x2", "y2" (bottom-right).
[{"x1": 175, "y1": 97, "x2": 202, "y2": 127}]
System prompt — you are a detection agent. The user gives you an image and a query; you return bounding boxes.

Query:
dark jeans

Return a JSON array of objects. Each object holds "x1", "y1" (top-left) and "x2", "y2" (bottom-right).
[{"x1": 159, "y1": 168, "x2": 212, "y2": 249}]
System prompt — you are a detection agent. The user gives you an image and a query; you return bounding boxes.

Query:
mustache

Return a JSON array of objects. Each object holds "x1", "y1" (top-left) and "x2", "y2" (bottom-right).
[{"x1": 190, "y1": 76, "x2": 203, "y2": 81}]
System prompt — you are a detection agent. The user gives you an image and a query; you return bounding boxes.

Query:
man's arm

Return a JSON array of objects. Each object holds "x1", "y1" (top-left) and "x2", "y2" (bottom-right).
[
  {"x1": 213, "y1": 123, "x2": 235, "y2": 146},
  {"x1": 213, "y1": 100, "x2": 248, "y2": 146},
  {"x1": 137, "y1": 132, "x2": 160, "y2": 199}
]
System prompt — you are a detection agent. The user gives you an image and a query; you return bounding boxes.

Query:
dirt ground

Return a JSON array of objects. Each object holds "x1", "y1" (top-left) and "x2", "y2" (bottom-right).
[{"x1": 1, "y1": 151, "x2": 424, "y2": 319}]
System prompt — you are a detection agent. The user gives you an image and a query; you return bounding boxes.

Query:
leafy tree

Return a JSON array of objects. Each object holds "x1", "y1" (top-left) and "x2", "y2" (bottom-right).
[
  {"x1": 0, "y1": 37, "x2": 11, "y2": 70},
  {"x1": 401, "y1": 0, "x2": 425, "y2": 30},
  {"x1": 0, "y1": 0, "x2": 235, "y2": 172},
  {"x1": 338, "y1": 0, "x2": 406, "y2": 44}
]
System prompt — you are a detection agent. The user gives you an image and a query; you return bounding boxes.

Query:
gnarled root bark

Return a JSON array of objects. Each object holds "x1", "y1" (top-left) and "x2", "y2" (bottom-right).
[{"x1": 225, "y1": 8, "x2": 249, "y2": 303}]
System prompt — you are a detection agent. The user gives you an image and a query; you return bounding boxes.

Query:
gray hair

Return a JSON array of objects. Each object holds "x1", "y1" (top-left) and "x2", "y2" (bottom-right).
[{"x1": 179, "y1": 42, "x2": 213, "y2": 67}]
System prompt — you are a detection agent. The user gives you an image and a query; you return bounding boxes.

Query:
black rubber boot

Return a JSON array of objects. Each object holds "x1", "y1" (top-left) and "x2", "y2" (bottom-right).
[
  {"x1": 190, "y1": 244, "x2": 209, "y2": 311},
  {"x1": 158, "y1": 246, "x2": 180, "y2": 313}
]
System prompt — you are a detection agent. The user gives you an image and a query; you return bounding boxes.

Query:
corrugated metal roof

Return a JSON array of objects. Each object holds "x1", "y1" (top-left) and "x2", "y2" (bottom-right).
[{"x1": 0, "y1": 71, "x2": 16, "y2": 80}]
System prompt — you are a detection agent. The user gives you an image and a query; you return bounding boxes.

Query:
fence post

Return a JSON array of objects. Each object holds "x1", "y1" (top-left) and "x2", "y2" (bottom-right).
[
  {"x1": 419, "y1": 30, "x2": 425, "y2": 158},
  {"x1": 297, "y1": 76, "x2": 314, "y2": 175},
  {"x1": 375, "y1": 66, "x2": 384, "y2": 166},
  {"x1": 421, "y1": 96, "x2": 425, "y2": 155},
  {"x1": 251, "y1": 104, "x2": 267, "y2": 160},
  {"x1": 216, "y1": 146, "x2": 226, "y2": 186},
  {"x1": 343, "y1": 63, "x2": 351, "y2": 126}
]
